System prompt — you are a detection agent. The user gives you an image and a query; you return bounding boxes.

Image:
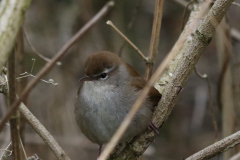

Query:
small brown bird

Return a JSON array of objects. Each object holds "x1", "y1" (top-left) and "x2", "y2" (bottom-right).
[{"x1": 74, "y1": 51, "x2": 161, "y2": 157}]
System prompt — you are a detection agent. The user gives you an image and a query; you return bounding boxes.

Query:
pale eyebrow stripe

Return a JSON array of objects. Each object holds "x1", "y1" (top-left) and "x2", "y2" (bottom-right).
[{"x1": 93, "y1": 66, "x2": 117, "y2": 78}]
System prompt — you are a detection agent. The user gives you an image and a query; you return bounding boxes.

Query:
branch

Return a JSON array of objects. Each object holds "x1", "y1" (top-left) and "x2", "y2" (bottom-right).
[
  {"x1": 0, "y1": 0, "x2": 31, "y2": 70},
  {"x1": 185, "y1": 130, "x2": 240, "y2": 160},
  {"x1": 16, "y1": 28, "x2": 29, "y2": 144},
  {"x1": 118, "y1": 0, "x2": 142, "y2": 57},
  {"x1": 18, "y1": 102, "x2": 70, "y2": 160},
  {"x1": 8, "y1": 47, "x2": 23, "y2": 159},
  {"x1": 0, "y1": 75, "x2": 71, "y2": 160},
  {"x1": 231, "y1": 28, "x2": 240, "y2": 42},
  {"x1": 229, "y1": 152, "x2": 240, "y2": 160},
  {"x1": 216, "y1": 16, "x2": 235, "y2": 159},
  {"x1": 171, "y1": 0, "x2": 240, "y2": 42},
  {"x1": 145, "y1": 0, "x2": 164, "y2": 80},
  {"x1": 23, "y1": 28, "x2": 62, "y2": 65},
  {"x1": 106, "y1": 21, "x2": 148, "y2": 62},
  {"x1": 105, "y1": 0, "x2": 234, "y2": 159},
  {"x1": 0, "y1": 1, "x2": 114, "y2": 132}
]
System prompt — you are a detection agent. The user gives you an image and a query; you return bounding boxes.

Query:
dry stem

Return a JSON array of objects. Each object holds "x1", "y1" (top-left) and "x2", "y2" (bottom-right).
[
  {"x1": 0, "y1": 75, "x2": 70, "y2": 160},
  {"x1": 186, "y1": 130, "x2": 240, "y2": 160},
  {"x1": 23, "y1": 28, "x2": 61, "y2": 65},
  {"x1": 8, "y1": 48, "x2": 23, "y2": 160},
  {"x1": 216, "y1": 17, "x2": 236, "y2": 159},
  {"x1": 118, "y1": 0, "x2": 142, "y2": 57},
  {"x1": 18, "y1": 102, "x2": 70, "y2": 160},
  {"x1": 145, "y1": 0, "x2": 164, "y2": 80},
  {"x1": 106, "y1": 21, "x2": 147, "y2": 62},
  {"x1": 16, "y1": 27, "x2": 28, "y2": 146}
]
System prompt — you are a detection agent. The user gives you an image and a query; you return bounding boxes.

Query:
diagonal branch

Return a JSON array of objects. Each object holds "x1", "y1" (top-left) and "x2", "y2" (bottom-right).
[
  {"x1": 18, "y1": 102, "x2": 70, "y2": 160},
  {"x1": 0, "y1": 77, "x2": 71, "y2": 160},
  {"x1": 186, "y1": 130, "x2": 240, "y2": 160},
  {"x1": 0, "y1": 1, "x2": 114, "y2": 132}
]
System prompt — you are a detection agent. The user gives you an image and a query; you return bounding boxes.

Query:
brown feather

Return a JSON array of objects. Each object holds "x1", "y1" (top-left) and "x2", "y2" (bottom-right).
[
  {"x1": 83, "y1": 51, "x2": 161, "y2": 107},
  {"x1": 126, "y1": 63, "x2": 162, "y2": 109},
  {"x1": 85, "y1": 51, "x2": 123, "y2": 77}
]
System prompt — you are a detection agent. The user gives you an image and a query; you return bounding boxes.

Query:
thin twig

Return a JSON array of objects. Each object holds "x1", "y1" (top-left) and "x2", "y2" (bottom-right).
[
  {"x1": 0, "y1": 58, "x2": 59, "y2": 87},
  {"x1": 185, "y1": 130, "x2": 240, "y2": 160},
  {"x1": 18, "y1": 101, "x2": 70, "y2": 160},
  {"x1": 0, "y1": 1, "x2": 114, "y2": 132},
  {"x1": 106, "y1": 20, "x2": 148, "y2": 62},
  {"x1": 145, "y1": 0, "x2": 164, "y2": 80},
  {"x1": 19, "y1": 135, "x2": 28, "y2": 160},
  {"x1": 30, "y1": 58, "x2": 35, "y2": 74},
  {"x1": 194, "y1": 67, "x2": 207, "y2": 78},
  {"x1": 231, "y1": 28, "x2": 240, "y2": 42},
  {"x1": 23, "y1": 28, "x2": 62, "y2": 65},
  {"x1": 182, "y1": 0, "x2": 195, "y2": 31},
  {"x1": 0, "y1": 75, "x2": 69, "y2": 160},
  {"x1": 118, "y1": 0, "x2": 142, "y2": 57},
  {"x1": 0, "y1": 73, "x2": 58, "y2": 86},
  {"x1": 229, "y1": 152, "x2": 240, "y2": 160},
  {"x1": 0, "y1": 142, "x2": 12, "y2": 159},
  {"x1": 194, "y1": 67, "x2": 219, "y2": 140},
  {"x1": 232, "y1": 2, "x2": 240, "y2": 7}
]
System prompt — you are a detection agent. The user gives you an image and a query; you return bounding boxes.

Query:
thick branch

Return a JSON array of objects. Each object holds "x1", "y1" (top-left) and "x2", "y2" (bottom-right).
[
  {"x1": 171, "y1": 0, "x2": 240, "y2": 42},
  {"x1": 0, "y1": 0, "x2": 31, "y2": 70}
]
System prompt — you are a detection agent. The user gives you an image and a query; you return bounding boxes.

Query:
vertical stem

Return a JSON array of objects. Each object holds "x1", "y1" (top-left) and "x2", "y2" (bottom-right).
[
  {"x1": 216, "y1": 17, "x2": 235, "y2": 160},
  {"x1": 8, "y1": 47, "x2": 23, "y2": 159},
  {"x1": 16, "y1": 28, "x2": 28, "y2": 148},
  {"x1": 145, "y1": 0, "x2": 164, "y2": 80}
]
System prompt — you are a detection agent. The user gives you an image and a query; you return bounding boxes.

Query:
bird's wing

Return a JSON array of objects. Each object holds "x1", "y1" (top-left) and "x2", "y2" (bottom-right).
[
  {"x1": 125, "y1": 62, "x2": 162, "y2": 108},
  {"x1": 130, "y1": 76, "x2": 162, "y2": 109}
]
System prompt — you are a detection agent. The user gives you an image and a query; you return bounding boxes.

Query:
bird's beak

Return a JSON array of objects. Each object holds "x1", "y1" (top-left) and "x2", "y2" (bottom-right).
[{"x1": 79, "y1": 76, "x2": 92, "y2": 82}]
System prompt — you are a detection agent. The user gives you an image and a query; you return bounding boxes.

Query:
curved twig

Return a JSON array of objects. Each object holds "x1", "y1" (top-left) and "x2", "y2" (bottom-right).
[{"x1": 23, "y1": 28, "x2": 61, "y2": 65}]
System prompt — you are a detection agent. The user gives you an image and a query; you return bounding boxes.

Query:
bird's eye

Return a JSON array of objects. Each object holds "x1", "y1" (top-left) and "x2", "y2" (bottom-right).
[{"x1": 100, "y1": 73, "x2": 108, "y2": 79}]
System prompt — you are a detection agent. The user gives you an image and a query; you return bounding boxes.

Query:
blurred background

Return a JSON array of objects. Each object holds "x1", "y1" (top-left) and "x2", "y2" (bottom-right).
[{"x1": 1, "y1": 0, "x2": 240, "y2": 159}]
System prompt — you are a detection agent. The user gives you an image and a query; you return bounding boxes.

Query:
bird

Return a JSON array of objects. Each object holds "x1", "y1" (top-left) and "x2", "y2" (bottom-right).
[{"x1": 74, "y1": 51, "x2": 161, "y2": 157}]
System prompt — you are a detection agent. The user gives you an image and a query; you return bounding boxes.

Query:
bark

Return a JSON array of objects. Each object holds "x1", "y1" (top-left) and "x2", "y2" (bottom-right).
[{"x1": 0, "y1": 0, "x2": 31, "y2": 70}]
